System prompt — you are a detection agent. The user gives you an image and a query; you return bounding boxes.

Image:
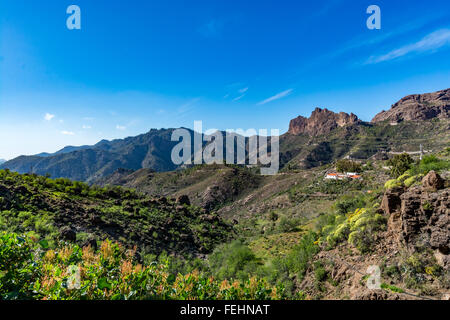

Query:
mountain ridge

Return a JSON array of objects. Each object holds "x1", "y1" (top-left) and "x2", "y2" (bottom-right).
[
  {"x1": 288, "y1": 107, "x2": 360, "y2": 136},
  {"x1": 2, "y1": 88, "x2": 449, "y2": 182},
  {"x1": 372, "y1": 88, "x2": 450, "y2": 123}
]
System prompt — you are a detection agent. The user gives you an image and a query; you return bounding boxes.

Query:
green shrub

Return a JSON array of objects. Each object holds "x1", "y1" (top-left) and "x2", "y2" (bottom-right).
[
  {"x1": 0, "y1": 233, "x2": 40, "y2": 299},
  {"x1": 384, "y1": 179, "x2": 402, "y2": 189},
  {"x1": 284, "y1": 232, "x2": 319, "y2": 281},
  {"x1": 387, "y1": 154, "x2": 414, "y2": 178},
  {"x1": 408, "y1": 155, "x2": 450, "y2": 175},
  {"x1": 397, "y1": 172, "x2": 411, "y2": 182},
  {"x1": 381, "y1": 283, "x2": 404, "y2": 293},
  {"x1": 334, "y1": 194, "x2": 366, "y2": 215},
  {"x1": 208, "y1": 240, "x2": 261, "y2": 282},
  {"x1": 320, "y1": 208, "x2": 386, "y2": 253},
  {"x1": 277, "y1": 216, "x2": 301, "y2": 233},
  {"x1": 0, "y1": 232, "x2": 282, "y2": 300},
  {"x1": 404, "y1": 175, "x2": 422, "y2": 188},
  {"x1": 336, "y1": 160, "x2": 361, "y2": 173},
  {"x1": 314, "y1": 262, "x2": 327, "y2": 282}
]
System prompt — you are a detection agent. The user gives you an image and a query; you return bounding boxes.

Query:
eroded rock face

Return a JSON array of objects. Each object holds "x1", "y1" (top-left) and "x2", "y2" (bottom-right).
[
  {"x1": 380, "y1": 187, "x2": 404, "y2": 215},
  {"x1": 201, "y1": 185, "x2": 228, "y2": 211},
  {"x1": 288, "y1": 107, "x2": 360, "y2": 136},
  {"x1": 380, "y1": 171, "x2": 449, "y2": 256},
  {"x1": 422, "y1": 170, "x2": 445, "y2": 190},
  {"x1": 400, "y1": 186, "x2": 449, "y2": 254},
  {"x1": 372, "y1": 88, "x2": 450, "y2": 123},
  {"x1": 176, "y1": 194, "x2": 191, "y2": 206}
]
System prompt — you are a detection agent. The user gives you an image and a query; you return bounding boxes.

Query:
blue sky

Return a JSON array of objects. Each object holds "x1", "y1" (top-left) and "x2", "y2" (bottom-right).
[{"x1": 1, "y1": 0, "x2": 450, "y2": 159}]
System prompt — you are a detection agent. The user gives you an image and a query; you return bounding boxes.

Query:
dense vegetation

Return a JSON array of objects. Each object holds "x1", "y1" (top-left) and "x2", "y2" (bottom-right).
[
  {"x1": 0, "y1": 232, "x2": 282, "y2": 300},
  {"x1": 1, "y1": 149, "x2": 449, "y2": 300},
  {"x1": 385, "y1": 154, "x2": 450, "y2": 189},
  {"x1": 0, "y1": 169, "x2": 232, "y2": 259},
  {"x1": 335, "y1": 159, "x2": 361, "y2": 173}
]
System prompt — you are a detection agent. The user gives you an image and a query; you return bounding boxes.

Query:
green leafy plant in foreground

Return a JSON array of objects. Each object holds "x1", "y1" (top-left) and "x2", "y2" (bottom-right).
[{"x1": 0, "y1": 232, "x2": 283, "y2": 300}]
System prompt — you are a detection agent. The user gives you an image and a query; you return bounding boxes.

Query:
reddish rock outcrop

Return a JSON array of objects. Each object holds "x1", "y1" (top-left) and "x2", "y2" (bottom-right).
[
  {"x1": 380, "y1": 171, "x2": 449, "y2": 256},
  {"x1": 288, "y1": 108, "x2": 360, "y2": 136},
  {"x1": 380, "y1": 187, "x2": 404, "y2": 215},
  {"x1": 422, "y1": 170, "x2": 445, "y2": 190},
  {"x1": 372, "y1": 88, "x2": 450, "y2": 123}
]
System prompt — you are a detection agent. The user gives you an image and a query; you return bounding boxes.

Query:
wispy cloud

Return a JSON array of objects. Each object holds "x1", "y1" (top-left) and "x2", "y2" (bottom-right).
[
  {"x1": 232, "y1": 94, "x2": 246, "y2": 102},
  {"x1": 82, "y1": 125, "x2": 91, "y2": 129},
  {"x1": 290, "y1": 14, "x2": 447, "y2": 76},
  {"x1": 61, "y1": 130, "x2": 75, "y2": 136},
  {"x1": 44, "y1": 113, "x2": 55, "y2": 121},
  {"x1": 116, "y1": 125, "x2": 126, "y2": 131},
  {"x1": 366, "y1": 28, "x2": 450, "y2": 64},
  {"x1": 224, "y1": 86, "x2": 249, "y2": 101},
  {"x1": 257, "y1": 89, "x2": 293, "y2": 105},
  {"x1": 173, "y1": 98, "x2": 200, "y2": 121}
]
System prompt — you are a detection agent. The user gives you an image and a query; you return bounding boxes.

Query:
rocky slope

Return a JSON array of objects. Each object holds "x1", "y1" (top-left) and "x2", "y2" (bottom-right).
[
  {"x1": 382, "y1": 171, "x2": 449, "y2": 260},
  {"x1": 299, "y1": 171, "x2": 449, "y2": 300},
  {"x1": 372, "y1": 88, "x2": 450, "y2": 123},
  {"x1": 97, "y1": 164, "x2": 262, "y2": 212},
  {"x1": 288, "y1": 107, "x2": 360, "y2": 136},
  {"x1": 0, "y1": 169, "x2": 232, "y2": 257}
]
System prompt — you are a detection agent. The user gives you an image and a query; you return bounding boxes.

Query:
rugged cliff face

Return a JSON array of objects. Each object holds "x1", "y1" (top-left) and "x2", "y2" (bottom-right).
[
  {"x1": 372, "y1": 88, "x2": 450, "y2": 123},
  {"x1": 381, "y1": 171, "x2": 449, "y2": 267},
  {"x1": 288, "y1": 107, "x2": 360, "y2": 136}
]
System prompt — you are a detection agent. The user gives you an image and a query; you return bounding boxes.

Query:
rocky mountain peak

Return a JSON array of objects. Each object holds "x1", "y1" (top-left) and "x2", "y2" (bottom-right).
[
  {"x1": 372, "y1": 88, "x2": 450, "y2": 123},
  {"x1": 288, "y1": 107, "x2": 360, "y2": 136}
]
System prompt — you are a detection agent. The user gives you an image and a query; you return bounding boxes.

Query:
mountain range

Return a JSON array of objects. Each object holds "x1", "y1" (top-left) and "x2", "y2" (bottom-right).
[{"x1": 1, "y1": 88, "x2": 449, "y2": 182}]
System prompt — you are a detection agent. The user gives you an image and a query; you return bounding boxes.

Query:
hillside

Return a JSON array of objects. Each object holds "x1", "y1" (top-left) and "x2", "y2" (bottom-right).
[
  {"x1": 2, "y1": 148, "x2": 449, "y2": 300},
  {"x1": 0, "y1": 169, "x2": 232, "y2": 258},
  {"x1": 97, "y1": 164, "x2": 262, "y2": 212},
  {"x1": 280, "y1": 118, "x2": 450, "y2": 170},
  {"x1": 0, "y1": 129, "x2": 187, "y2": 183}
]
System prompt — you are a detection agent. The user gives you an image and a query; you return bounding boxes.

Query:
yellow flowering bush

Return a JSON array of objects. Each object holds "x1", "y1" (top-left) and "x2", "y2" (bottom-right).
[{"x1": 320, "y1": 208, "x2": 386, "y2": 253}]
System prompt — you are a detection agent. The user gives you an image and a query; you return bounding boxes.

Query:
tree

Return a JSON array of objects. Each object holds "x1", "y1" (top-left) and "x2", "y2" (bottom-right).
[
  {"x1": 336, "y1": 159, "x2": 361, "y2": 173},
  {"x1": 387, "y1": 153, "x2": 413, "y2": 178}
]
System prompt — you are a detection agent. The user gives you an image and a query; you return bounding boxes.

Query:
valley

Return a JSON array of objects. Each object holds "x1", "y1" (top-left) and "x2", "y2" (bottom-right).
[{"x1": 1, "y1": 88, "x2": 449, "y2": 300}]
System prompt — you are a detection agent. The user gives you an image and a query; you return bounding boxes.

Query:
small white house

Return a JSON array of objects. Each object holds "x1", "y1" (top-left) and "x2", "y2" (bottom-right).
[{"x1": 325, "y1": 172, "x2": 362, "y2": 180}]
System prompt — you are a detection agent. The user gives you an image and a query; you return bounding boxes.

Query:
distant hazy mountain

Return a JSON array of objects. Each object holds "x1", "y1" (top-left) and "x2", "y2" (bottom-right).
[
  {"x1": 0, "y1": 129, "x2": 190, "y2": 183},
  {"x1": 0, "y1": 159, "x2": 6, "y2": 165},
  {"x1": 2, "y1": 88, "x2": 449, "y2": 182},
  {"x1": 35, "y1": 145, "x2": 93, "y2": 157}
]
